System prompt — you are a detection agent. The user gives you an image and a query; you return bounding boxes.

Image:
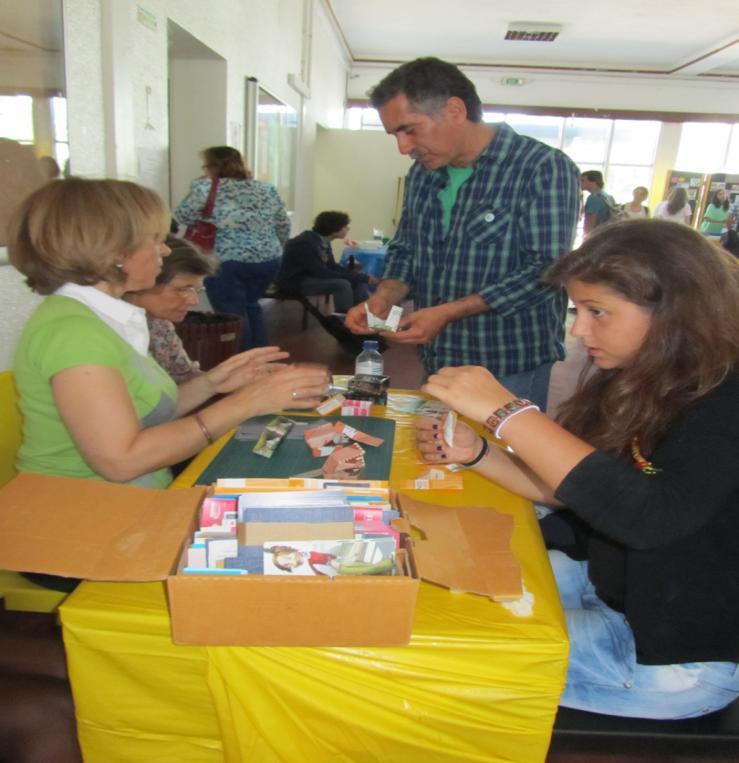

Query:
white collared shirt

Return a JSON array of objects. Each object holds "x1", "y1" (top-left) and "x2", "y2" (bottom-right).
[{"x1": 55, "y1": 283, "x2": 150, "y2": 356}]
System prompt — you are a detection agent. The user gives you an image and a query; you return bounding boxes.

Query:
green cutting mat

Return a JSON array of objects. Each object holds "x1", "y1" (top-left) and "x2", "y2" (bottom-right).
[{"x1": 195, "y1": 415, "x2": 396, "y2": 485}]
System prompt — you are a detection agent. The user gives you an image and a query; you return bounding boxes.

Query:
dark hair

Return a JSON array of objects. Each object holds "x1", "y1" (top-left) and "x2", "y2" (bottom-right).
[
  {"x1": 710, "y1": 190, "x2": 730, "y2": 211},
  {"x1": 368, "y1": 57, "x2": 482, "y2": 123},
  {"x1": 155, "y1": 235, "x2": 219, "y2": 285},
  {"x1": 312, "y1": 211, "x2": 350, "y2": 237},
  {"x1": 202, "y1": 146, "x2": 252, "y2": 180},
  {"x1": 666, "y1": 187, "x2": 688, "y2": 215},
  {"x1": 581, "y1": 170, "x2": 604, "y2": 188},
  {"x1": 545, "y1": 219, "x2": 739, "y2": 455}
]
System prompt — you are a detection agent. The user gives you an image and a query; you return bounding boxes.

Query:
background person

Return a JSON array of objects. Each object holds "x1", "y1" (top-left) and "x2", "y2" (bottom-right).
[
  {"x1": 621, "y1": 186, "x2": 649, "y2": 218},
  {"x1": 652, "y1": 187, "x2": 692, "y2": 224},
  {"x1": 345, "y1": 57, "x2": 580, "y2": 410},
  {"x1": 580, "y1": 170, "x2": 617, "y2": 236},
  {"x1": 275, "y1": 211, "x2": 377, "y2": 314},
  {"x1": 700, "y1": 189, "x2": 732, "y2": 238},
  {"x1": 125, "y1": 234, "x2": 217, "y2": 383},
  {"x1": 10, "y1": 178, "x2": 329, "y2": 490},
  {"x1": 174, "y1": 146, "x2": 291, "y2": 350},
  {"x1": 416, "y1": 219, "x2": 739, "y2": 720}
]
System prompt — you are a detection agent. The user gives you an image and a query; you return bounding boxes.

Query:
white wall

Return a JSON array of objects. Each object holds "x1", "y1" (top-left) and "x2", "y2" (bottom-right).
[
  {"x1": 169, "y1": 57, "x2": 228, "y2": 206},
  {"x1": 314, "y1": 127, "x2": 411, "y2": 242}
]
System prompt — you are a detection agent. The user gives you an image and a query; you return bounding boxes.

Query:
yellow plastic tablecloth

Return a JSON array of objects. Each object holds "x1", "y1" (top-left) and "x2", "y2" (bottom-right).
[{"x1": 60, "y1": 396, "x2": 568, "y2": 763}]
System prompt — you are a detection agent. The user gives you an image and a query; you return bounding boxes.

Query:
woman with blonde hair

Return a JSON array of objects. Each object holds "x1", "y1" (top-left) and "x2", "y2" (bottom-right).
[
  {"x1": 10, "y1": 178, "x2": 328, "y2": 489},
  {"x1": 175, "y1": 146, "x2": 290, "y2": 350},
  {"x1": 416, "y1": 219, "x2": 739, "y2": 719}
]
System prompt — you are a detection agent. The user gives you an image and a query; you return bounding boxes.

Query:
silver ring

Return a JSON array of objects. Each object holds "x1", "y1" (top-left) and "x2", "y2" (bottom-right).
[{"x1": 291, "y1": 390, "x2": 299, "y2": 399}]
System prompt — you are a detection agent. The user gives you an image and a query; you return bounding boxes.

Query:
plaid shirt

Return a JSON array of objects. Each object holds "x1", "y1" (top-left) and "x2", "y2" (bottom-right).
[{"x1": 384, "y1": 122, "x2": 580, "y2": 376}]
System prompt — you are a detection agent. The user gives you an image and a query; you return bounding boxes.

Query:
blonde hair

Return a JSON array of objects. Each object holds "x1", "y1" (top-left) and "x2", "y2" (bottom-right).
[{"x1": 8, "y1": 178, "x2": 170, "y2": 295}]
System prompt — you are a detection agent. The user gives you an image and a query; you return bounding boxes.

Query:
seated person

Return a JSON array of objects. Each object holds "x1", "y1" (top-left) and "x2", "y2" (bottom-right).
[
  {"x1": 416, "y1": 219, "x2": 739, "y2": 720},
  {"x1": 9, "y1": 178, "x2": 330, "y2": 490},
  {"x1": 275, "y1": 211, "x2": 377, "y2": 314},
  {"x1": 125, "y1": 235, "x2": 217, "y2": 383}
]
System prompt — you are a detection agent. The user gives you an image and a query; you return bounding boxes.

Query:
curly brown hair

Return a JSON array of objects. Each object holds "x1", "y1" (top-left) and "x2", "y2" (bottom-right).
[{"x1": 545, "y1": 219, "x2": 739, "y2": 455}]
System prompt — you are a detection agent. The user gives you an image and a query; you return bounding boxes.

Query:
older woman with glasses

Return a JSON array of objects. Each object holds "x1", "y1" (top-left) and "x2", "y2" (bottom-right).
[{"x1": 126, "y1": 235, "x2": 217, "y2": 383}]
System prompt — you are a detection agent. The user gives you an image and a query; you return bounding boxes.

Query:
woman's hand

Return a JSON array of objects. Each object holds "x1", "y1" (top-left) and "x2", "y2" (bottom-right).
[
  {"x1": 422, "y1": 366, "x2": 516, "y2": 425},
  {"x1": 206, "y1": 346, "x2": 289, "y2": 394},
  {"x1": 232, "y1": 363, "x2": 330, "y2": 417},
  {"x1": 415, "y1": 414, "x2": 481, "y2": 465}
]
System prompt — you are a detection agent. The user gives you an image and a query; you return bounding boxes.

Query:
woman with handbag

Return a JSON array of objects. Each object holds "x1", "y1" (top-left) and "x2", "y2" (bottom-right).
[{"x1": 174, "y1": 146, "x2": 291, "y2": 350}]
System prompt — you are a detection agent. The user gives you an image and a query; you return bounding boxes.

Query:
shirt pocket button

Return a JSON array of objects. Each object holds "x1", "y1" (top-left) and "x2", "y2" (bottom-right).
[{"x1": 484, "y1": 212, "x2": 495, "y2": 222}]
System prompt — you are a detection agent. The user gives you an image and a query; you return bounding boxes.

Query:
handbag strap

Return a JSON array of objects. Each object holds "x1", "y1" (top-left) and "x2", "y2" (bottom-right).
[{"x1": 201, "y1": 178, "x2": 219, "y2": 218}]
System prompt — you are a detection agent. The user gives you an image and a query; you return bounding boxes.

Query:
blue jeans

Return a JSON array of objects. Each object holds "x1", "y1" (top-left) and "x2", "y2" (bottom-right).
[
  {"x1": 300, "y1": 277, "x2": 369, "y2": 314},
  {"x1": 205, "y1": 258, "x2": 280, "y2": 350},
  {"x1": 551, "y1": 550, "x2": 739, "y2": 719},
  {"x1": 497, "y1": 361, "x2": 554, "y2": 411}
]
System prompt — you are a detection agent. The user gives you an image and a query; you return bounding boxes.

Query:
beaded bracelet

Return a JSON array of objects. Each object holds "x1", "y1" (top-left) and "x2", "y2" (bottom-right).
[
  {"x1": 460, "y1": 436, "x2": 489, "y2": 468},
  {"x1": 484, "y1": 398, "x2": 540, "y2": 439},
  {"x1": 193, "y1": 412, "x2": 214, "y2": 445}
]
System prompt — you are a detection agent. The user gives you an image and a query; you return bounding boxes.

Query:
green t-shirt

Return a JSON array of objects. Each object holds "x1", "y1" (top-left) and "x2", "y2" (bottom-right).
[
  {"x1": 14, "y1": 296, "x2": 178, "y2": 488},
  {"x1": 438, "y1": 165, "x2": 474, "y2": 234},
  {"x1": 700, "y1": 204, "x2": 730, "y2": 236}
]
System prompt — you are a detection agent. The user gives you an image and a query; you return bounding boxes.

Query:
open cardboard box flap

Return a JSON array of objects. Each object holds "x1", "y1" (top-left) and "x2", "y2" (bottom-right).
[
  {"x1": 393, "y1": 492, "x2": 522, "y2": 601},
  {"x1": 0, "y1": 473, "x2": 205, "y2": 581}
]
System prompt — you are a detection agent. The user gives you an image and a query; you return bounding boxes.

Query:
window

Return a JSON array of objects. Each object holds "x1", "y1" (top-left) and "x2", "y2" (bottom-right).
[
  {"x1": 0, "y1": 96, "x2": 34, "y2": 143},
  {"x1": 676, "y1": 123, "x2": 737, "y2": 173}
]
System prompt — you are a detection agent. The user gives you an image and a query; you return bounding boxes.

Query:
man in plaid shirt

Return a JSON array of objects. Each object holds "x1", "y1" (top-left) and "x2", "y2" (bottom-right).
[{"x1": 345, "y1": 58, "x2": 580, "y2": 409}]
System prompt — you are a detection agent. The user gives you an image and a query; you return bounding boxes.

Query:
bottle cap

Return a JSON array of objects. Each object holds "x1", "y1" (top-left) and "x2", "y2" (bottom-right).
[{"x1": 363, "y1": 340, "x2": 379, "y2": 350}]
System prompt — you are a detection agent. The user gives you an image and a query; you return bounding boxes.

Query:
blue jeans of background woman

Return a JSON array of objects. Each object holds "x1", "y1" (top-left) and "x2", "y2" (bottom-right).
[
  {"x1": 205, "y1": 258, "x2": 280, "y2": 350},
  {"x1": 550, "y1": 550, "x2": 739, "y2": 719}
]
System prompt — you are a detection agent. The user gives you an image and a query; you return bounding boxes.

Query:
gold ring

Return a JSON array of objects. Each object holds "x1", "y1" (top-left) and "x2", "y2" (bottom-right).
[{"x1": 291, "y1": 390, "x2": 299, "y2": 399}]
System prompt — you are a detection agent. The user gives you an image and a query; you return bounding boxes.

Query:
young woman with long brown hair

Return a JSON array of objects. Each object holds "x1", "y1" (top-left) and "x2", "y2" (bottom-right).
[{"x1": 416, "y1": 219, "x2": 739, "y2": 719}]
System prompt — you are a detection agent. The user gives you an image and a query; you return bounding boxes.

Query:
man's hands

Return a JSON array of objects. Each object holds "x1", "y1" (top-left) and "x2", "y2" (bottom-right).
[{"x1": 345, "y1": 293, "x2": 393, "y2": 334}]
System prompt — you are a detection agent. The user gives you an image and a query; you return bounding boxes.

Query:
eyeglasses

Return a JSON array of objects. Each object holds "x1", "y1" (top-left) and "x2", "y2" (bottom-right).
[{"x1": 170, "y1": 286, "x2": 205, "y2": 296}]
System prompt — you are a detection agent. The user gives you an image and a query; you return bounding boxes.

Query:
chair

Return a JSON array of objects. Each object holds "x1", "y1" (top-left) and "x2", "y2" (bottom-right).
[
  {"x1": 0, "y1": 370, "x2": 22, "y2": 489},
  {"x1": 0, "y1": 370, "x2": 67, "y2": 612},
  {"x1": 550, "y1": 700, "x2": 739, "y2": 757}
]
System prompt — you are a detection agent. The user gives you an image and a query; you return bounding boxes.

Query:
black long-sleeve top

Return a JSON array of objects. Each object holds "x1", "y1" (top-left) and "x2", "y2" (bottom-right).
[
  {"x1": 554, "y1": 368, "x2": 739, "y2": 665},
  {"x1": 275, "y1": 230, "x2": 369, "y2": 292}
]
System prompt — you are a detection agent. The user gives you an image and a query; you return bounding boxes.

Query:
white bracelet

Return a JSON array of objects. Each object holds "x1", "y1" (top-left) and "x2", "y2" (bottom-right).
[{"x1": 494, "y1": 404, "x2": 540, "y2": 439}]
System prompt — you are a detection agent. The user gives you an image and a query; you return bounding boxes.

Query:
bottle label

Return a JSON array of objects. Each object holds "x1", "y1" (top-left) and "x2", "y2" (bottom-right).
[{"x1": 355, "y1": 361, "x2": 384, "y2": 375}]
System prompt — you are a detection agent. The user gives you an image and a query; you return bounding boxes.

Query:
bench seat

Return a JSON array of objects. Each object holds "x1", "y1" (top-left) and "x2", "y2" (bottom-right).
[{"x1": 550, "y1": 700, "x2": 739, "y2": 756}]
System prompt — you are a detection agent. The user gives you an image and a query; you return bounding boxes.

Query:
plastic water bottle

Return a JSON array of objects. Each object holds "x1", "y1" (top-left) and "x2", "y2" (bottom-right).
[{"x1": 355, "y1": 340, "x2": 383, "y2": 376}]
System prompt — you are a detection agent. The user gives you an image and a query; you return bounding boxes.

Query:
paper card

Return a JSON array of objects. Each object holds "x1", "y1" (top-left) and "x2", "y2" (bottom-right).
[
  {"x1": 311, "y1": 445, "x2": 337, "y2": 457},
  {"x1": 322, "y1": 443, "x2": 366, "y2": 478},
  {"x1": 397, "y1": 471, "x2": 464, "y2": 490},
  {"x1": 443, "y1": 411, "x2": 457, "y2": 447},
  {"x1": 304, "y1": 422, "x2": 339, "y2": 449},
  {"x1": 334, "y1": 422, "x2": 384, "y2": 448},
  {"x1": 316, "y1": 394, "x2": 345, "y2": 415},
  {"x1": 364, "y1": 303, "x2": 403, "y2": 333},
  {"x1": 262, "y1": 538, "x2": 396, "y2": 577},
  {"x1": 199, "y1": 496, "x2": 237, "y2": 528}
]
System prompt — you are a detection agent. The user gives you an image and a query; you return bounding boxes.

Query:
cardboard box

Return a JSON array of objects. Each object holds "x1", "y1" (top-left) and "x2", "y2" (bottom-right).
[{"x1": 0, "y1": 473, "x2": 521, "y2": 647}]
